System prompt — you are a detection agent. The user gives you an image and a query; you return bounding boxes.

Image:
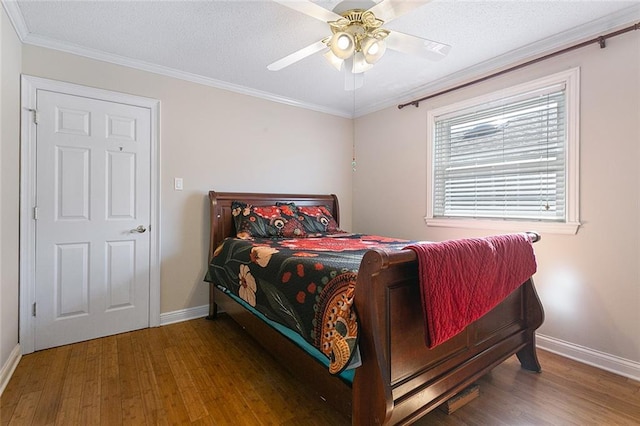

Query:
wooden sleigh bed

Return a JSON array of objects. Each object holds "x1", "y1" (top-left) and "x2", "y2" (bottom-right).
[{"x1": 205, "y1": 191, "x2": 544, "y2": 425}]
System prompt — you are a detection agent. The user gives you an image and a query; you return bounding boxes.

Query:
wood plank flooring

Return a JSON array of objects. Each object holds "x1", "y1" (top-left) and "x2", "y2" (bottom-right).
[{"x1": 2, "y1": 315, "x2": 639, "y2": 425}]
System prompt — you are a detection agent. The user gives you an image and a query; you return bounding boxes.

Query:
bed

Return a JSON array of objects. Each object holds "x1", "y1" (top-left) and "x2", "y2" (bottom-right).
[{"x1": 204, "y1": 191, "x2": 544, "y2": 425}]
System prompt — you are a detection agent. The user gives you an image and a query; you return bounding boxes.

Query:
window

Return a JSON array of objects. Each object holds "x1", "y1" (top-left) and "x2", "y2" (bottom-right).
[{"x1": 426, "y1": 68, "x2": 580, "y2": 234}]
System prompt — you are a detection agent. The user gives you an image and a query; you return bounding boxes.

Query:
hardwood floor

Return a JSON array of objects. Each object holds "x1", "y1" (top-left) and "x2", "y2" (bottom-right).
[{"x1": 2, "y1": 316, "x2": 639, "y2": 425}]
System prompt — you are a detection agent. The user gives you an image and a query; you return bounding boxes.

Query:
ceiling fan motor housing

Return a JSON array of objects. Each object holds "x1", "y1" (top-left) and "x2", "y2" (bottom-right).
[{"x1": 327, "y1": 9, "x2": 389, "y2": 64}]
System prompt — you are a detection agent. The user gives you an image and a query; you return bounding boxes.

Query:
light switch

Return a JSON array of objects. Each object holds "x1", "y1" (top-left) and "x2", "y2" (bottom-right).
[{"x1": 174, "y1": 177, "x2": 183, "y2": 191}]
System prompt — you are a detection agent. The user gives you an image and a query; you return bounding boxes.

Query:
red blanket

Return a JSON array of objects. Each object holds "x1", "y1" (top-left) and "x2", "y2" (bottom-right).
[{"x1": 405, "y1": 233, "x2": 537, "y2": 348}]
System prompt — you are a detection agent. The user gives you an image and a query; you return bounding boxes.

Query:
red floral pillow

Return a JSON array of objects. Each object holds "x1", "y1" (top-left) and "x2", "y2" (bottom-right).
[
  {"x1": 295, "y1": 205, "x2": 345, "y2": 235},
  {"x1": 232, "y1": 202, "x2": 307, "y2": 239}
]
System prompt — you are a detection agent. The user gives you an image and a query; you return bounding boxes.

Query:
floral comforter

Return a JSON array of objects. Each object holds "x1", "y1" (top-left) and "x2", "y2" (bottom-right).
[{"x1": 204, "y1": 234, "x2": 409, "y2": 374}]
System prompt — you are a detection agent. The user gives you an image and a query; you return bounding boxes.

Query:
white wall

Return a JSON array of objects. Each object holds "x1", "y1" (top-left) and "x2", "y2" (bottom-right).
[
  {"x1": 353, "y1": 29, "x2": 640, "y2": 376},
  {"x1": 21, "y1": 45, "x2": 354, "y2": 315},
  {"x1": 0, "y1": 5, "x2": 22, "y2": 384}
]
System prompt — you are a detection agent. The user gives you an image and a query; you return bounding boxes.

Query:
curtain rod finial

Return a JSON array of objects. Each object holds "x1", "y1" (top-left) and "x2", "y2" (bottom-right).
[{"x1": 398, "y1": 100, "x2": 421, "y2": 109}]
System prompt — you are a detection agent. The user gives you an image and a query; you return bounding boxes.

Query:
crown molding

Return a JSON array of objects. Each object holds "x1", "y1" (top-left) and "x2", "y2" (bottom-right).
[
  {"x1": 1, "y1": 0, "x2": 351, "y2": 118},
  {"x1": 21, "y1": 33, "x2": 353, "y2": 118},
  {"x1": 4, "y1": 0, "x2": 638, "y2": 119},
  {"x1": 1, "y1": 0, "x2": 28, "y2": 40}
]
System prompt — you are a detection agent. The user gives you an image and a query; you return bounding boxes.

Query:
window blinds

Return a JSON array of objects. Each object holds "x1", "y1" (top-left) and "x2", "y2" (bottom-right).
[{"x1": 432, "y1": 86, "x2": 566, "y2": 221}]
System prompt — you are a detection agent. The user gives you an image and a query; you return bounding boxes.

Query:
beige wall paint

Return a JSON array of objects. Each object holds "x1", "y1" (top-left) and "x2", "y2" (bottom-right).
[
  {"x1": 353, "y1": 30, "x2": 640, "y2": 364},
  {"x1": 21, "y1": 45, "x2": 354, "y2": 314},
  {"x1": 0, "y1": 6, "x2": 22, "y2": 371},
  {"x1": 6, "y1": 10, "x2": 637, "y2": 379}
]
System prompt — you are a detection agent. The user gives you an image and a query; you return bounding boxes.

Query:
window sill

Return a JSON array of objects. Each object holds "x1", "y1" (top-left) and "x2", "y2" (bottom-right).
[{"x1": 424, "y1": 217, "x2": 580, "y2": 235}]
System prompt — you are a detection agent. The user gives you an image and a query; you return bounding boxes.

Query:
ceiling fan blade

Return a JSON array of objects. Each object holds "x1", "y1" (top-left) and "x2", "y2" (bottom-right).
[
  {"x1": 267, "y1": 40, "x2": 327, "y2": 71},
  {"x1": 367, "y1": 0, "x2": 432, "y2": 23},
  {"x1": 271, "y1": 0, "x2": 342, "y2": 23},
  {"x1": 385, "y1": 31, "x2": 451, "y2": 61}
]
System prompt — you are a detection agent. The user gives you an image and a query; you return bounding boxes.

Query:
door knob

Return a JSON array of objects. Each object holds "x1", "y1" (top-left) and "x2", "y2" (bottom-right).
[{"x1": 131, "y1": 225, "x2": 147, "y2": 233}]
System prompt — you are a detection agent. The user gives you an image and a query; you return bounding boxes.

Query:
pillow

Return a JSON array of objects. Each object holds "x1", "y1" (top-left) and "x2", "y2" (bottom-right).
[
  {"x1": 231, "y1": 201, "x2": 307, "y2": 239},
  {"x1": 295, "y1": 205, "x2": 344, "y2": 235}
]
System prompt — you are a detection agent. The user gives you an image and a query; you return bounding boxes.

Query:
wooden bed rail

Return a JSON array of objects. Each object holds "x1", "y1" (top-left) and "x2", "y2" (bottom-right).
[{"x1": 375, "y1": 231, "x2": 541, "y2": 270}]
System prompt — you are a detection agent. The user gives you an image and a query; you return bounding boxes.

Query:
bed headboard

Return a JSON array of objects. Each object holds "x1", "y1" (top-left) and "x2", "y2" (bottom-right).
[{"x1": 208, "y1": 191, "x2": 340, "y2": 261}]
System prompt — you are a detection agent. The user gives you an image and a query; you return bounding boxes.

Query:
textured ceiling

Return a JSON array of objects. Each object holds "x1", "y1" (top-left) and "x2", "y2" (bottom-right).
[{"x1": 5, "y1": 0, "x2": 640, "y2": 117}]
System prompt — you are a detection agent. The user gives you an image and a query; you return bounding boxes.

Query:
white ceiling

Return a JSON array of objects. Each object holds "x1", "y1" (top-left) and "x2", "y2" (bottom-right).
[{"x1": 4, "y1": 0, "x2": 640, "y2": 117}]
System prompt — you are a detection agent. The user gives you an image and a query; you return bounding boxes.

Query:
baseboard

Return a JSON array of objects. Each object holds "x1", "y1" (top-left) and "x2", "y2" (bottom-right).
[
  {"x1": 0, "y1": 344, "x2": 22, "y2": 397},
  {"x1": 160, "y1": 304, "x2": 209, "y2": 326},
  {"x1": 537, "y1": 334, "x2": 640, "y2": 381}
]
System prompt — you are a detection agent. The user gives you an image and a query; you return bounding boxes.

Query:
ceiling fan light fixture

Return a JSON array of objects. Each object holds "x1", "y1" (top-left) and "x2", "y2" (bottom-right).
[
  {"x1": 330, "y1": 32, "x2": 355, "y2": 59},
  {"x1": 352, "y1": 51, "x2": 374, "y2": 74},
  {"x1": 362, "y1": 36, "x2": 386, "y2": 64},
  {"x1": 323, "y1": 50, "x2": 344, "y2": 71}
]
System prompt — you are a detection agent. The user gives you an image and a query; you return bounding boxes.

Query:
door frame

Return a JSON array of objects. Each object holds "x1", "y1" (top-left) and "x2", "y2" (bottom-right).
[{"x1": 19, "y1": 75, "x2": 161, "y2": 354}]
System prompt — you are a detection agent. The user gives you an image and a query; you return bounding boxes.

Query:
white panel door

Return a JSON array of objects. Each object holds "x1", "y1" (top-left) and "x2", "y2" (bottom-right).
[{"x1": 34, "y1": 89, "x2": 151, "y2": 350}]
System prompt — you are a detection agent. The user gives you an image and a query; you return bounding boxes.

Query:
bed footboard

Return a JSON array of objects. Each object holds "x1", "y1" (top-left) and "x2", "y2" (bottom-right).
[{"x1": 353, "y1": 249, "x2": 544, "y2": 425}]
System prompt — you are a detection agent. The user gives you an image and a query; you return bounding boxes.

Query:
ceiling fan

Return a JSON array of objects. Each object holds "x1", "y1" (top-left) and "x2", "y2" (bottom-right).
[{"x1": 267, "y1": 0, "x2": 451, "y2": 90}]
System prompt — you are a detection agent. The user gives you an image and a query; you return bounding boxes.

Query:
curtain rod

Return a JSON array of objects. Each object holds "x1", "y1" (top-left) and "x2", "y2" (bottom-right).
[{"x1": 398, "y1": 22, "x2": 640, "y2": 110}]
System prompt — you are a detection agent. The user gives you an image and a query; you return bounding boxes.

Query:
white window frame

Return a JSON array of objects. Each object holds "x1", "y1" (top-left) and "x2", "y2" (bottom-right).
[{"x1": 426, "y1": 68, "x2": 580, "y2": 235}]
